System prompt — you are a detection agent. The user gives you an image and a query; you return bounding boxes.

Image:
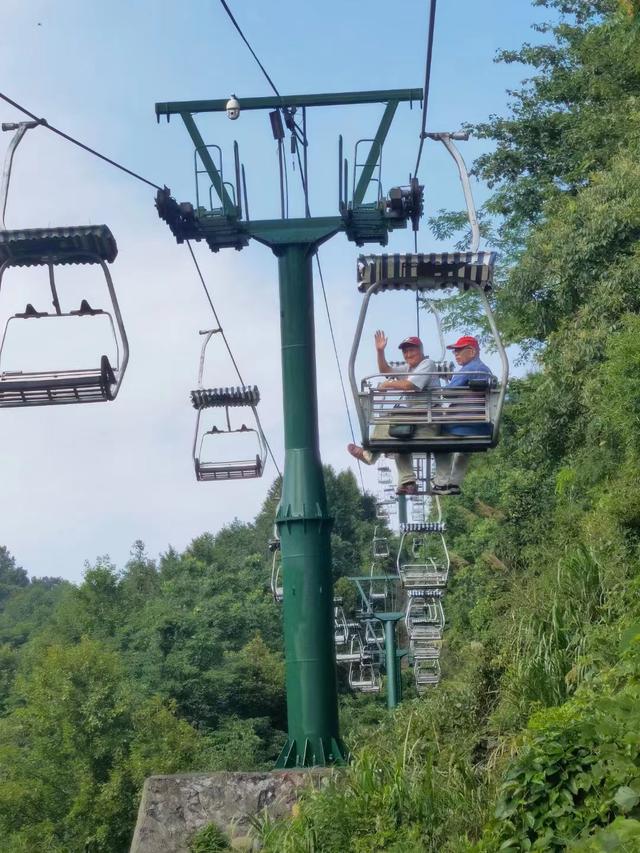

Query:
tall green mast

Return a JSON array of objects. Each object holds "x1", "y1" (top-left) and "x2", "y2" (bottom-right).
[{"x1": 155, "y1": 89, "x2": 423, "y2": 767}]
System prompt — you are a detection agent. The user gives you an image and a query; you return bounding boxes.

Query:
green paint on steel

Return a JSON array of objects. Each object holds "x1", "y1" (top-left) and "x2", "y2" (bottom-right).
[
  {"x1": 352, "y1": 100, "x2": 398, "y2": 207},
  {"x1": 156, "y1": 88, "x2": 423, "y2": 118},
  {"x1": 180, "y1": 112, "x2": 237, "y2": 217},
  {"x1": 274, "y1": 245, "x2": 347, "y2": 768},
  {"x1": 157, "y1": 86, "x2": 421, "y2": 768},
  {"x1": 375, "y1": 612, "x2": 404, "y2": 710},
  {"x1": 397, "y1": 494, "x2": 408, "y2": 525}
]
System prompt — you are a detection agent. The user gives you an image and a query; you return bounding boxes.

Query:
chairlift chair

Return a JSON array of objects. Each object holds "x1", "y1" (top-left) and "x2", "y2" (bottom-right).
[
  {"x1": 414, "y1": 658, "x2": 441, "y2": 691},
  {"x1": 363, "y1": 617, "x2": 385, "y2": 647},
  {"x1": 334, "y1": 599, "x2": 349, "y2": 647},
  {"x1": 377, "y1": 462, "x2": 392, "y2": 485},
  {"x1": 348, "y1": 659, "x2": 381, "y2": 694},
  {"x1": 405, "y1": 589, "x2": 445, "y2": 643},
  {"x1": 191, "y1": 330, "x2": 266, "y2": 481},
  {"x1": 398, "y1": 523, "x2": 450, "y2": 589},
  {"x1": 0, "y1": 124, "x2": 129, "y2": 408},
  {"x1": 336, "y1": 632, "x2": 364, "y2": 664},
  {"x1": 372, "y1": 525, "x2": 390, "y2": 559},
  {"x1": 0, "y1": 228, "x2": 129, "y2": 408},
  {"x1": 348, "y1": 132, "x2": 509, "y2": 457}
]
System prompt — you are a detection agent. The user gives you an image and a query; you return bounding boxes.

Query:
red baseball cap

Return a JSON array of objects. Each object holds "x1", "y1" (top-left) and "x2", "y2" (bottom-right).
[
  {"x1": 447, "y1": 335, "x2": 479, "y2": 350},
  {"x1": 398, "y1": 336, "x2": 423, "y2": 350}
]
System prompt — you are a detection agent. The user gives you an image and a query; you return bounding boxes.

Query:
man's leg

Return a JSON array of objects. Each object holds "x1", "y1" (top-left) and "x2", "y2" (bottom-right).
[
  {"x1": 347, "y1": 423, "x2": 389, "y2": 466},
  {"x1": 449, "y1": 452, "x2": 470, "y2": 486},
  {"x1": 432, "y1": 452, "x2": 453, "y2": 487},
  {"x1": 394, "y1": 452, "x2": 416, "y2": 487}
]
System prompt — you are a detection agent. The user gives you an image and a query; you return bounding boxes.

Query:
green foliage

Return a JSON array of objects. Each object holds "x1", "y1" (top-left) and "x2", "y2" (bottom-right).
[{"x1": 189, "y1": 822, "x2": 231, "y2": 852}]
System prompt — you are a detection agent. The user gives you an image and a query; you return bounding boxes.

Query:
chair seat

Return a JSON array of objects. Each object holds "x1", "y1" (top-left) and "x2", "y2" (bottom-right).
[
  {"x1": 0, "y1": 356, "x2": 116, "y2": 407},
  {"x1": 195, "y1": 458, "x2": 262, "y2": 481}
]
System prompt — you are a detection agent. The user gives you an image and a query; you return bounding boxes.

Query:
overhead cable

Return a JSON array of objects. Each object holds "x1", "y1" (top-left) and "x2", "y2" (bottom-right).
[
  {"x1": 186, "y1": 240, "x2": 282, "y2": 479},
  {"x1": 217, "y1": 0, "x2": 281, "y2": 98},
  {"x1": 0, "y1": 91, "x2": 163, "y2": 191},
  {"x1": 413, "y1": 0, "x2": 438, "y2": 179},
  {"x1": 0, "y1": 90, "x2": 283, "y2": 479}
]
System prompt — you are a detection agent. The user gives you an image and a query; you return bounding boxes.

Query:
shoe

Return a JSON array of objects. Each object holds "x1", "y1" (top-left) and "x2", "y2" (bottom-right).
[
  {"x1": 396, "y1": 482, "x2": 419, "y2": 496},
  {"x1": 431, "y1": 482, "x2": 461, "y2": 496},
  {"x1": 347, "y1": 443, "x2": 372, "y2": 465}
]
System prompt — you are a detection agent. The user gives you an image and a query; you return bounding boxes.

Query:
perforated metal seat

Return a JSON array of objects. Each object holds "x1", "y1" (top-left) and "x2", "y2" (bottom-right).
[
  {"x1": 0, "y1": 356, "x2": 116, "y2": 407},
  {"x1": 414, "y1": 658, "x2": 441, "y2": 690}
]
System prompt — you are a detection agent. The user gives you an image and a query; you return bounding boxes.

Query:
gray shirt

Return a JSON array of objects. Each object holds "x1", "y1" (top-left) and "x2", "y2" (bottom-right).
[{"x1": 394, "y1": 356, "x2": 441, "y2": 391}]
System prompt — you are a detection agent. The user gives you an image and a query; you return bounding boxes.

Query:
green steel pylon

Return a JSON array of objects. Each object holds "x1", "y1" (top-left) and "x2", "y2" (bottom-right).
[{"x1": 155, "y1": 89, "x2": 423, "y2": 767}]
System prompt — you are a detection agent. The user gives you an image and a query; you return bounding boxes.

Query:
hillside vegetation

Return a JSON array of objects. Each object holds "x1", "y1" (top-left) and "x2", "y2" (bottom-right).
[
  {"x1": 0, "y1": 473, "x2": 383, "y2": 852},
  {"x1": 2, "y1": 1, "x2": 640, "y2": 850},
  {"x1": 253, "y1": 0, "x2": 640, "y2": 850}
]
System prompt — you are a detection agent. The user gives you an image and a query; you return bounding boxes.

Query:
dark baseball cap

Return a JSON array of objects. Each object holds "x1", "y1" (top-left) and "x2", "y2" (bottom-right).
[{"x1": 398, "y1": 336, "x2": 423, "y2": 350}]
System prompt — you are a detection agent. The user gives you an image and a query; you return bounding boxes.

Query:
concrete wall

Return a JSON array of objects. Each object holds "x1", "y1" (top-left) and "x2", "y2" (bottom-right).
[{"x1": 130, "y1": 770, "x2": 329, "y2": 852}]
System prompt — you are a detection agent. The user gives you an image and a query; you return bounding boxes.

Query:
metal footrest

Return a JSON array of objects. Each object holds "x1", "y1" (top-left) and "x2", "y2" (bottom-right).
[
  {"x1": 195, "y1": 457, "x2": 263, "y2": 480},
  {"x1": 0, "y1": 356, "x2": 116, "y2": 407}
]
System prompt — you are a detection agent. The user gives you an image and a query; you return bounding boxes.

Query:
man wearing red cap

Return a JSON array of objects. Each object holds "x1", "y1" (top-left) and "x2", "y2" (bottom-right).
[
  {"x1": 430, "y1": 334, "x2": 494, "y2": 495},
  {"x1": 347, "y1": 330, "x2": 441, "y2": 495}
]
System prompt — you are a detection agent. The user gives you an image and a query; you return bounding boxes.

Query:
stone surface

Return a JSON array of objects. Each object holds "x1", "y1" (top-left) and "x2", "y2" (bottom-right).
[{"x1": 129, "y1": 770, "x2": 329, "y2": 852}]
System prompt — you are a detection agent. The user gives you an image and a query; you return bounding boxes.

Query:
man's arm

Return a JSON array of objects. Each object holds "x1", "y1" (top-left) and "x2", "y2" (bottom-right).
[
  {"x1": 375, "y1": 330, "x2": 393, "y2": 374},
  {"x1": 378, "y1": 378, "x2": 419, "y2": 391}
]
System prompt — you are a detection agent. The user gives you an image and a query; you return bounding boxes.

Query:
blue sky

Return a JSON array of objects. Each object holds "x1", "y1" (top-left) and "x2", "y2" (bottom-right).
[{"x1": 0, "y1": 0, "x2": 556, "y2": 581}]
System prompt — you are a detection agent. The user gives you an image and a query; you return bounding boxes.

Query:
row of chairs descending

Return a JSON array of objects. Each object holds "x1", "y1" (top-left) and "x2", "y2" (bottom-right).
[{"x1": 399, "y1": 493, "x2": 449, "y2": 692}]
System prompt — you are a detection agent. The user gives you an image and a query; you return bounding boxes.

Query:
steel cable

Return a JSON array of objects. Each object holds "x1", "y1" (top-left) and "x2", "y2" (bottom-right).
[{"x1": 413, "y1": 0, "x2": 438, "y2": 180}]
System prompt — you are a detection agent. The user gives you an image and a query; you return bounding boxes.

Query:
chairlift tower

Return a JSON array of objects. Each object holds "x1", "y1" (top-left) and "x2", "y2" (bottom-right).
[{"x1": 155, "y1": 88, "x2": 423, "y2": 768}]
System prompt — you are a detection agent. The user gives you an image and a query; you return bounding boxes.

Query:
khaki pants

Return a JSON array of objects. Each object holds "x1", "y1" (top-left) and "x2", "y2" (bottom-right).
[{"x1": 362, "y1": 423, "x2": 470, "y2": 488}]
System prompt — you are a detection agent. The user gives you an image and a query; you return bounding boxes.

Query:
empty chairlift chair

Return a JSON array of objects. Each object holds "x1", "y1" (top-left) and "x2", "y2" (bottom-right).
[
  {"x1": 334, "y1": 598, "x2": 350, "y2": 647},
  {"x1": 397, "y1": 522, "x2": 450, "y2": 589},
  {"x1": 377, "y1": 462, "x2": 392, "y2": 485},
  {"x1": 191, "y1": 330, "x2": 266, "y2": 481},
  {"x1": 372, "y1": 525, "x2": 390, "y2": 560},
  {"x1": 336, "y1": 631, "x2": 364, "y2": 665},
  {"x1": 406, "y1": 588, "x2": 445, "y2": 661},
  {"x1": 0, "y1": 226, "x2": 129, "y2": 407},
  {"x1": 349, "y1": 657, "x2": 381, "y2": 694},
  {"x1": 414, "y1": 657, "x2": 441, "y2": 691}
]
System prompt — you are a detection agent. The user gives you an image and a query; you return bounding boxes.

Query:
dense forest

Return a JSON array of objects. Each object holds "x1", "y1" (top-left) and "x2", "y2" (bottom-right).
[{"x1": 3, "y1": 0, "x2": 640, "y2": 850}]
